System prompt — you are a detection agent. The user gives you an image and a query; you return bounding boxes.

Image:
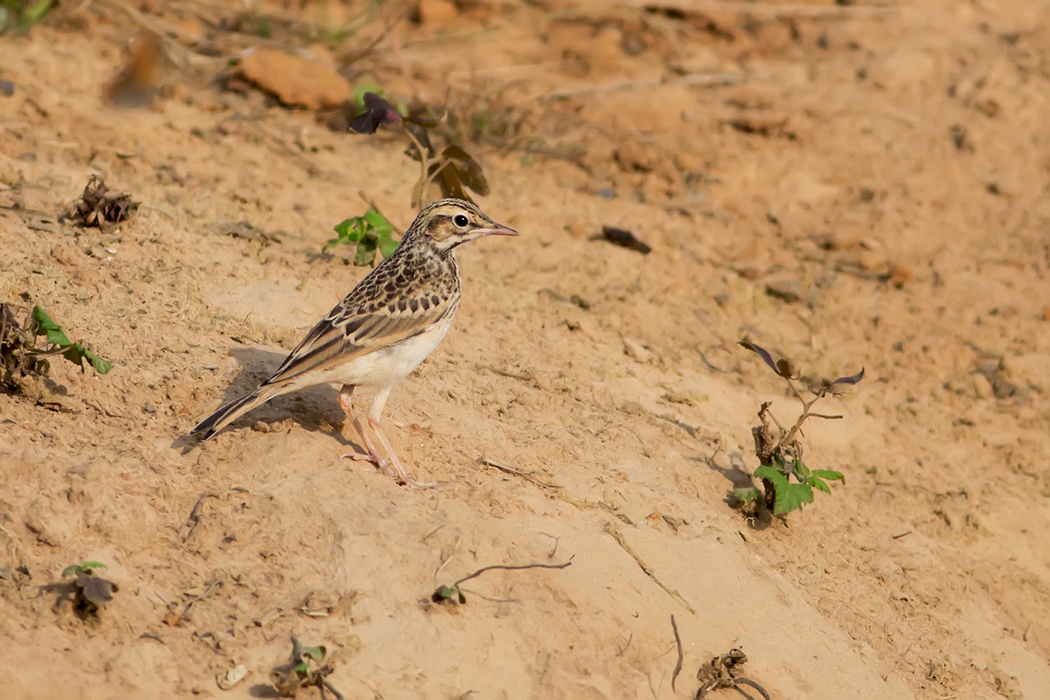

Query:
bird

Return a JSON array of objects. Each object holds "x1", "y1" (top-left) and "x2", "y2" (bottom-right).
[{"x1": 189, "y1": 198, "x2": 519, "y2": 488}]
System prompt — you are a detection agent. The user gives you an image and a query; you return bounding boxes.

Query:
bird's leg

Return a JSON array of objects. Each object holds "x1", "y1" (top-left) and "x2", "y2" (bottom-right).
[
  {"x1": 367, "y1": 388, "x2": 436, "y2": 490},
  {"x1": 338, "y1": 385, "x2": 399, "y2": 480}
]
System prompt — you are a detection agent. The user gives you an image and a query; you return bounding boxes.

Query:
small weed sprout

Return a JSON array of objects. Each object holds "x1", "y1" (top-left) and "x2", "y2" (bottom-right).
[
  {"x1": 2, "y1": 303, "x2": 112, "y2": 390},
  {"x1": 271, "y1": 635, "x2": 344, "y2": 700},
  {"x1": 61, "y1": 561, "x2": 118, "y2": 616},
  {"x1": 735, "y1": 340, "x2": 864, "y2": 517},
  {"x1": 323, "y1": 209, "x2": 398, "y2": 266},
  {"x1": 32, "y1": 306, "x2": 113, "y2": 375}
]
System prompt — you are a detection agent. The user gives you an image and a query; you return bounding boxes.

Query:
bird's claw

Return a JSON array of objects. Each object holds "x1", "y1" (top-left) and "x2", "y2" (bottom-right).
[
  {"x1": 340, "y1": 450, "x2": 436, "y2": 489},
  {"x1": 341, "y1": 449, "x2": 396, "y2": 475}
]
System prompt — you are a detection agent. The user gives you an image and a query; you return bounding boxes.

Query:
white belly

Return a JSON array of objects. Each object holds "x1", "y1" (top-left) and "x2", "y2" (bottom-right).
[{"x1": 287, "y1": 316, "x2": 453, "y2": 391}]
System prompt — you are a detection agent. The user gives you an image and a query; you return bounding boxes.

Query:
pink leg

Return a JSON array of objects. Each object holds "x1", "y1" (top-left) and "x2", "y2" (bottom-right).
[
  {"x1": 367, "y1": 387, "x2": 436, "y2": 490},
  {"x1": 338, "y1": 386, "x2": 399, "y2": 480}
]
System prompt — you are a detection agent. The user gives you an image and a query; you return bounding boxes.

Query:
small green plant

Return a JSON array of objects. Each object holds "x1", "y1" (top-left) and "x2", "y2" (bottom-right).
[
  {"x1": 61, "y1": 561, "x2": 108, "y2": 577},
  {"x1": 734, "y1": 340, "x2": 863, "y2": 517},
  {"x1": 61, "y1": 561, "x2": 118, "y2": 616},
  {"x1": 32, "y1": 306, "x2": 113, "y2": 374},
  {"x1": 294, "y1": 645, "x2": 326, "y2": 675},
  {"x1": 0, "y1": 0, "x2": 54, "y2": 35},
  {"x1": 271, "y1": 635, "x2": 344, "y2": 699},
  {"x1": 323, "y1": 210, "x2": 398, "y2": 266}
]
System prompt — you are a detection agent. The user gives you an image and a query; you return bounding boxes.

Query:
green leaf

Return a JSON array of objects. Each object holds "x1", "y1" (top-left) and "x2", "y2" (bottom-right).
[
  {"x1": 61, "y1": 344, "x2": 85, "y2": 370},
  {"x1": 32, "y1": 306, "x2": 71, "y2": 346},
  {"x1": 62, "y1": 560, "x2": 107, "y2": 577},
  {"x1": 733, "y1": 487, "x2": 761, "y2": 504},
  {"x1": 809, "y1": 475, "x2": 831, "y2": 494},
  {"x1": 83, "y1": 347, "x2": 113, "y2": 375},
  {"x1": 32, "y1": 307, "x2": 112, "y2": 373},
  {"x1": 363, "y1": 210, "x2": 393, "y2": 236},
  {"x1": 756, "y1": 465, "x2": 814, "y2": 514},
  {"x1": 436, "y1": 586, "x2": 457, "y2": 600},
  {"x1": 293, "y1": 662, "x2": 309, "y2": 675},
  {"x1": 300, "y1": 645, "x2": 326, "y2": 661},
  {"x1": 775, "y1": 483, "x2": 814, "y2": 514},
  {"x1": 754, "y1": 464, "x2": 784, "y2": 482},
  {"x1": 795, "y1": 460, "x2": 811, "y2": 478},
  {"x1": 23, "y1": 0, "x2": 54, "y2": 25},
  {"x1": 327, "y1": 211, "x2": 394, "y2": 264},
  {"x1": 353, "y1": 236, "x2": 377, "y2": 267},
  {"x1": 333, "y1": 217, "x2": 366, "y2": 243},
  {"x1": 378, "y1": 235, "x2": 399, "y2": 259},
  {"x1": 811, "y1": 469, "x2": 845, "y2": 484}
]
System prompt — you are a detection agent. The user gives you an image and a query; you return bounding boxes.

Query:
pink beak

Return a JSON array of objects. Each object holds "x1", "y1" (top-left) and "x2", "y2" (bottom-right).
[{"x1": 474, "y1": 222, "x2": 519, "y2": 238}]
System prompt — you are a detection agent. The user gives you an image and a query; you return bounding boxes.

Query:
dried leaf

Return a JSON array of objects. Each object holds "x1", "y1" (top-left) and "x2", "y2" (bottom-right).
[
  {"x1": 436, "y1": 167, "x2": 471, "y2": 201},
  {"x1": 441, "y1": 145, "x2": 490, "y2": 196},
  {"x1": 832, "y1": 368, "x2": 865, "y2": 386},
  {"x1": 601, "y1": 226, "x2": 651, "y2": 254},
  {"x1": 77, "y1": 572, "x2": 116, "y2": 607},
  {"x1": 738, "y1": 341, "x2": 778, "y2": 374},
  {"x1": 69, "y1": 175, "x2": 139, "y2": 227},
  {"x1": 775, "y1": 357, "x2": 800, "y2": 380}
]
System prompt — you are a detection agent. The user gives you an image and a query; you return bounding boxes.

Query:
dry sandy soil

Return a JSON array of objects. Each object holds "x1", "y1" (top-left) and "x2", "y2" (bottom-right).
[{"x1": 2, "y1": 1, "x2": 1050, "y2": 698}]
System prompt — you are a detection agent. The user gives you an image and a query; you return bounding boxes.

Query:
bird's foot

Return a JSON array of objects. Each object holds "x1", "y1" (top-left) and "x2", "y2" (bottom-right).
[
  {"x1": 340, "y1": 450, "x2": 436, "y2": 489},
  {"x1": 341, "y1": 449, "x2": 397, "y2": 478}
]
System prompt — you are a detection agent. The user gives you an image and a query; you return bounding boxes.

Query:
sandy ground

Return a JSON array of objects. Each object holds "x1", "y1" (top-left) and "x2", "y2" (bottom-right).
[{"x1": 2, "y1": 1, "x2": 1050, "y2": 698}]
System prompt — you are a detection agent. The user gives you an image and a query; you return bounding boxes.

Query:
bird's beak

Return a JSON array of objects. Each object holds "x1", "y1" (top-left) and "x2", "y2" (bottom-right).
[{"x1": 474, "y1": 222, "x2": 519, "y2": 238}]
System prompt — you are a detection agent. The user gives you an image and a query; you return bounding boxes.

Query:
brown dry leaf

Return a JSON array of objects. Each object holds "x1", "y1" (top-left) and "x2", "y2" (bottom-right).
[{"x1": 68, "y1": 176, "x2": 139, "y2": 228}]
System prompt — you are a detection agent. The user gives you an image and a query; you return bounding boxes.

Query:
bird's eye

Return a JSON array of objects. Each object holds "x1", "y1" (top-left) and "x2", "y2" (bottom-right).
[{"x1": 453, "y1": 214, "x2": 469, "y2": 227}]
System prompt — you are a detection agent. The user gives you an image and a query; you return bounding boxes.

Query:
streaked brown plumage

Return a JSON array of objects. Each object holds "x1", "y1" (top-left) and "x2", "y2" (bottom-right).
[{"x1": 189, "y1": 198, "x2": 518, "y2": 487}]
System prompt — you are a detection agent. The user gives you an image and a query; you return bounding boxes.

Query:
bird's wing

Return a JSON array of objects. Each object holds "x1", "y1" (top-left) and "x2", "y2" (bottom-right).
[{"x1": 262, "y1": 284, "x2": 457, "y2": 388}]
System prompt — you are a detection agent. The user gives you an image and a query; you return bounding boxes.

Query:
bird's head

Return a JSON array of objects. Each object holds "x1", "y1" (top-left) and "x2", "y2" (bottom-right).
[{"x1": 413, "y1": 199, "x2": 519, "y2": 253}]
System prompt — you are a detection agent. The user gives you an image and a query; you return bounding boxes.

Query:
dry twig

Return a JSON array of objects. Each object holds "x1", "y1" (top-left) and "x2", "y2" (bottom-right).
[
  {"x1": 671, "y1": 615, "x2": 684, "y2": 691},
  {"x1": 604, "y1": 524, "x2": 695, "y2": 614}
]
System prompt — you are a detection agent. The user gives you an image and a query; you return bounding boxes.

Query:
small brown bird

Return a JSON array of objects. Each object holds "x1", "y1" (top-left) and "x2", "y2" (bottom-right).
[{"x1": 190, "y1": 199, "x2": 518, "y2": 487}]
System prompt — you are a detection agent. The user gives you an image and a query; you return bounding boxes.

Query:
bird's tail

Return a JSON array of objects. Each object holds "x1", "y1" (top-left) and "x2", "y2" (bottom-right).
[{"x1": 189, "y1": 386, "x2": 280, "y2": 442}]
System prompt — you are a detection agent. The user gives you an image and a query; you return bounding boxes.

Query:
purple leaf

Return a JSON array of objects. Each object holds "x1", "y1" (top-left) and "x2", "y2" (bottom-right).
[
  {"x1": 832, "y1": 368, "x2": 865, "y2": 385},
  {"x1": 348, "y1": 92, "x2": 403, "y2": 135},
  {"x1": 738, "y1": 340, "x2": 779, "y2": 375}
]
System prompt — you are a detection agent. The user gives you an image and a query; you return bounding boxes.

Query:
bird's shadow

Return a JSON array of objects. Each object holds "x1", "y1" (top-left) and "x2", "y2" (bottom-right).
[
  {"x1": 171, "y1": 345, "x2": 351, "y2": 455},
  {"x1": 692, "y1": 448, "x2": 754, "y2": 500}
]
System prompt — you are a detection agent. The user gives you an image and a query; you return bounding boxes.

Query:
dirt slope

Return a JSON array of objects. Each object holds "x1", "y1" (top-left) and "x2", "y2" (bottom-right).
[{"x1": 2, "y1": 1, "x2": 1050, "y2": 699}]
